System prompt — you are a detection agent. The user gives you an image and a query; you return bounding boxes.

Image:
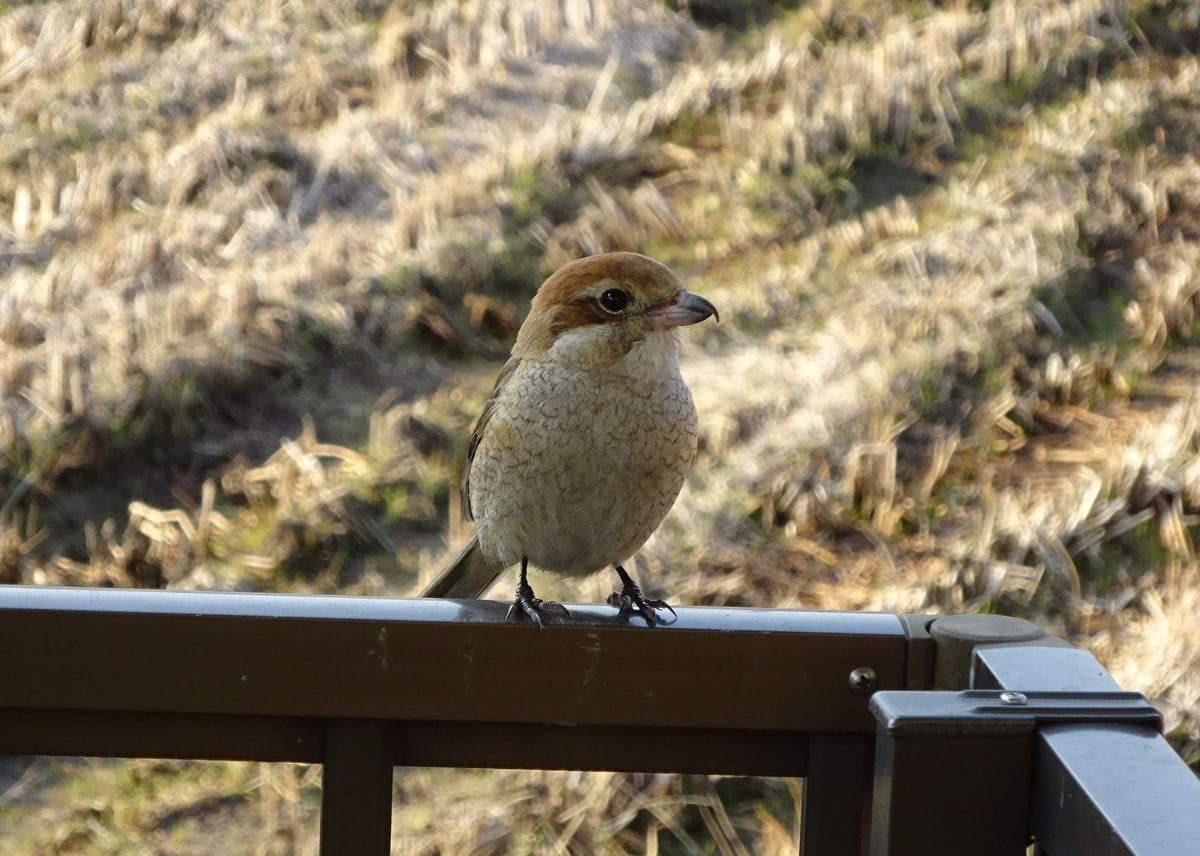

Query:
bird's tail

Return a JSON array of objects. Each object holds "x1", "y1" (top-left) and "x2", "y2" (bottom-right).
[{"x1": 420, "y1": 533, "x2": 505, "y2": 599}]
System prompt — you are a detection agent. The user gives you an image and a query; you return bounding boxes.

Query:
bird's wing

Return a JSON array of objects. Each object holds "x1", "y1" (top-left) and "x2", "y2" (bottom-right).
[{"x1": 461, "y1": 355, "x2": 522, "y2": 522}]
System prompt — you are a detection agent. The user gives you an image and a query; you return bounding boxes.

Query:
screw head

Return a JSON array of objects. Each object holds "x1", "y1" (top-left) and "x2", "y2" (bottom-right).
[
  {"x1": 849, "y1": 666, "x2": 877, "y2": 694},
  {"x1": 999, "y1": 691, "x2": 1028, "y2": 706}
]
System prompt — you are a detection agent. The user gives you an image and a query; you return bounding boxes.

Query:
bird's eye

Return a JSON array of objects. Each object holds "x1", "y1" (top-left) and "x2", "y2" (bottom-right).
[{"x1": 598, "y1": 288, "x2": 630, "y2": 314}]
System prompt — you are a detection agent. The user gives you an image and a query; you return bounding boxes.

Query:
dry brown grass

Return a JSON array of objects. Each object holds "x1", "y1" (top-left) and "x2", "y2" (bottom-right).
[{"x1": 3, "y1": 0, "x2": 1200, "y2": 851}]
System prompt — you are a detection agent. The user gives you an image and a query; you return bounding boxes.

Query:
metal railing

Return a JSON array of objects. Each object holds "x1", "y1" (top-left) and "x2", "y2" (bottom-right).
[{"x1": 0, "y1": 586, "x2": 1196, "y2": 854}]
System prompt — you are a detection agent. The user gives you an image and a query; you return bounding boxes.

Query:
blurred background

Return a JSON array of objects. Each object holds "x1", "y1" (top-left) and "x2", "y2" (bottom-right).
[{"x1": 1, "y1": 0, "x2": 1199, "y2": 851}]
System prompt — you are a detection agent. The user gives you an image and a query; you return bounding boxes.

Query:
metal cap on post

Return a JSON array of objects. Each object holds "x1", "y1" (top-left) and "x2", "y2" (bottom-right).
[{"x1": 929, "y1": 614, "x2": 1047, "y2": 690}]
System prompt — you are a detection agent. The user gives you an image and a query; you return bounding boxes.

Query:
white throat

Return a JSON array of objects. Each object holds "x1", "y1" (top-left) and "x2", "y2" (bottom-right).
[
  {"x1": 624, "y1": 329, "x2": 682, "y2": 378},
  {"x1": 549, "y1": 325, "x2": 681, "y2": 379}
]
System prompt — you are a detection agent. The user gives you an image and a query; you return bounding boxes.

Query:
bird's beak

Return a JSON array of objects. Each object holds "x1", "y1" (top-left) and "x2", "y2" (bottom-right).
[{"x1": 645, "y1": 291, "x2": 720, "y2": 329}]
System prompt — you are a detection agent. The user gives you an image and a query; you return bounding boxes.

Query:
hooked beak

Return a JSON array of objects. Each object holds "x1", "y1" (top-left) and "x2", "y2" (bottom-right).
[{"x1": 645, "y1": 291, "x2": 720, "y2": 329}]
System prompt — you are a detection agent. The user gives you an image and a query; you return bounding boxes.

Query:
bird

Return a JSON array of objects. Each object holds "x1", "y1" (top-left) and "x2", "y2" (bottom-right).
[{"x1": 420, "y1": 251, "x2": 718, "y2": 627}]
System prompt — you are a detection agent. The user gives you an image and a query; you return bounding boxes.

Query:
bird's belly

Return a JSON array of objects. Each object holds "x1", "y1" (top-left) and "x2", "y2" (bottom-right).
[{"x1": 470, "y1": 371, "x2": 696, "y2": 576}]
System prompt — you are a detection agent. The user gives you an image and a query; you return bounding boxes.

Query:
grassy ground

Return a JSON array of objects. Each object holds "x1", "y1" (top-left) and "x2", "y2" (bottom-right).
[{"x1": 2, "y1": 0, "x2": 1199, "y2": 852}]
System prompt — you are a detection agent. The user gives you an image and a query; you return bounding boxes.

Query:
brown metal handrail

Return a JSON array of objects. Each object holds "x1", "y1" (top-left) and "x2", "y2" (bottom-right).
[
  {"x1": 1, "y1": 586, "x2": 1196, "y2": 855},
  {"x1": 0, "y1": 587, "x2": 912, "y2": 854}
]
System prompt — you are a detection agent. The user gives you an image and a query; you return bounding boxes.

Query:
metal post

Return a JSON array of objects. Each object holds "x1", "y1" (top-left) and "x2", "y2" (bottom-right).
[
  {"x1": 866, "y1": 614, "x2": 1051, "y2": 855},
  {"x1": 867, "y1": 615, "x2": 1200, "y2": 856},
  {"x1": 974, "y1": 645, "x2": 1200, "y2": 856},
  {"x1": 868, "y1": 689, "x2": 1161, "y2": 856},
  {"x1": 868, "y1": 707, "x2": 1031, "y2": 855},
  {"x1": 320, "y1": 719, "x2": 393, "y2": 856},
  {"x1": 801, "y1": 734, "x2": 873, "y2": 855}
]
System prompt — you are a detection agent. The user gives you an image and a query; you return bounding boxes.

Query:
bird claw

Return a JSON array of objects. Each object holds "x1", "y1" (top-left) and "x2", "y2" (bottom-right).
[
  {"x1": 607, "y1": 583, "x2": 677, "y2": 628},
  {"x1": 507, "y1": 579, "x2": 569, "y2": 629}
]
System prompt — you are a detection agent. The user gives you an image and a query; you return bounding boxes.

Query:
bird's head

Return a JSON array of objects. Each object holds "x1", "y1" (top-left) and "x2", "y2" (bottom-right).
[{"x1": 513, "y1": 252, "x2": 718, "y2": 360}]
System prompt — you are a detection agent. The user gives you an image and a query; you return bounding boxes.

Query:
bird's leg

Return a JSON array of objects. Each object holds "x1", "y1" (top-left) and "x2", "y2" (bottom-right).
[
  {"x1": 607, "y1": 565, "x2": 677, "y2": 627},
  {"x1": 506, "y1": 556, "x2": 570, "y2": 628}
]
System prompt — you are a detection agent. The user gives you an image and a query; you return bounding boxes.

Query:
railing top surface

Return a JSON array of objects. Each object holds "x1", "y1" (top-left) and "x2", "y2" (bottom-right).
[
  {"x1": 0, "y1": 585, "x2": 906, "y2": 636},
  {"x1": 0, "y1": 586, "x2": 912, "y2": 734}
]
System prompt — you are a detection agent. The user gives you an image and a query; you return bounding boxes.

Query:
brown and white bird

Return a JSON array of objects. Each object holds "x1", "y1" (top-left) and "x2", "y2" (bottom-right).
[{"x1": 420, "y1": 252, "x2": 717, "y2": 626}]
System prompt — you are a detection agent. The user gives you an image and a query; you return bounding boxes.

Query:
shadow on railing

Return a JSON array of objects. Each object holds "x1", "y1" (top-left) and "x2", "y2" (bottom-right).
[{"x1": 0, "y1": 587, "x2": 1195, "y2": 855}]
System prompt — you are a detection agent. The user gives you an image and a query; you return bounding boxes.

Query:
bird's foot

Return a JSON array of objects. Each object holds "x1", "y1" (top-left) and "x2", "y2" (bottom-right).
[
  {"x1": 506, "y1": 578, "x2": 569, "y2": 629},
  {"x1": 607, "y1": 578, "x2": 677, "y2": 628}
]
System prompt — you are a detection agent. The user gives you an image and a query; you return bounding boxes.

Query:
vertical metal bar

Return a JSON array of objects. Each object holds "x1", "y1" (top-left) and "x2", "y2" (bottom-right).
[
  {"x1": 869, "y1": 728, "x2": 1031, "y2": 856},
  {"x1": 801, "y1": 734, "x2": 873, "y2": 855},
  {"x1": 320, "y1": 719, "x2": 393, "y2": 856}
]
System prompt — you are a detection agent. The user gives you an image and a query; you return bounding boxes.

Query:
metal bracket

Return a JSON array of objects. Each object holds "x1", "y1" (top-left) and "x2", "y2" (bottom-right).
[
  {"x1": 871, "y1": 689, "x2": 1163, "y2": 736},
  {"x1": 868, "y1": 689, "x2": 1164, "y2": 856}
]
